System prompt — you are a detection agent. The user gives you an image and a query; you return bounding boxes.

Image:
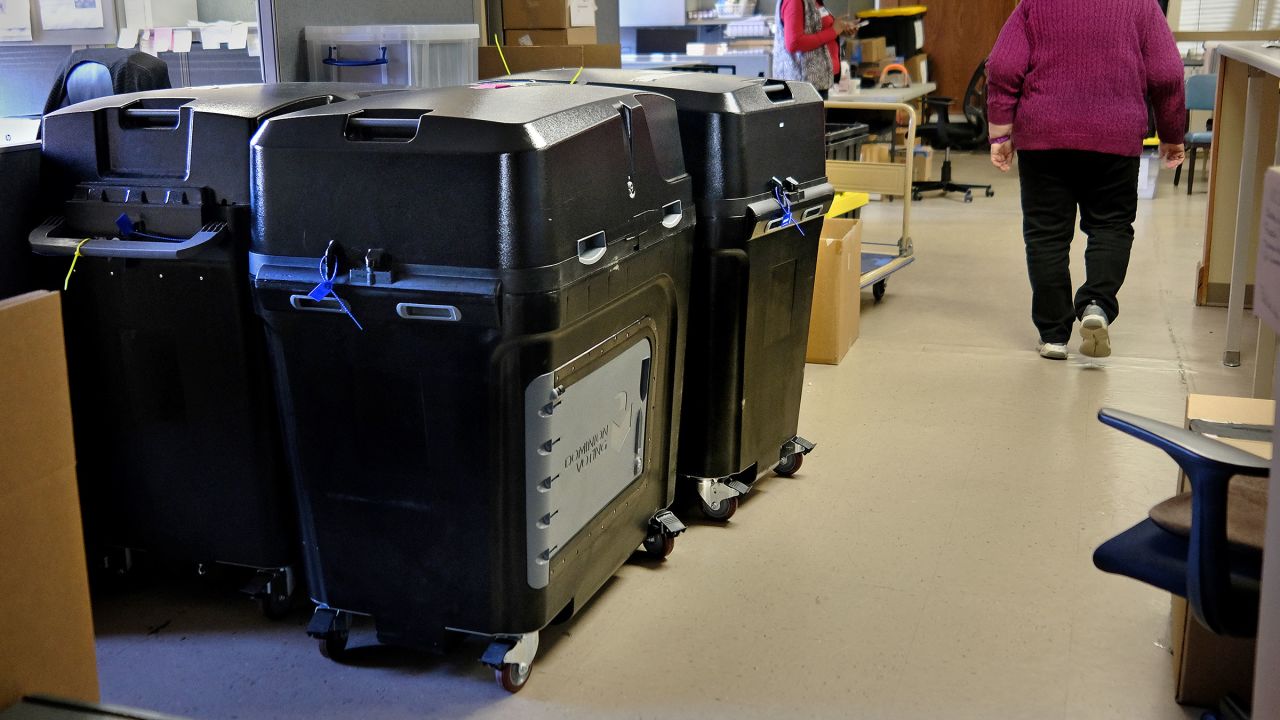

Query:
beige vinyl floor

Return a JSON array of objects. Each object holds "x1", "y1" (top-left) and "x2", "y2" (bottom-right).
[{"x1": 93, "y1": 153, "x2": 1254, "y2": 719}]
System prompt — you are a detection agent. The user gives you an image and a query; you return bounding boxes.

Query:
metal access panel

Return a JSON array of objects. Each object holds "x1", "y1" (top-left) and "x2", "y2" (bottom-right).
[{"x1": 524, "y1": 335, "x2": 653, "y2": 590}]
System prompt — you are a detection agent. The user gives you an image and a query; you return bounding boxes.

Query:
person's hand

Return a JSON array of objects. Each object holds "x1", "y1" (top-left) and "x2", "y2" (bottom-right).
[
  {"x1": 991, "y1": 140, "x2": 1014, "y2": 172},
  {"x1": 832, "y1": 18, "x2": 850, "y2": 36},
  {"x1": 1160, "y1": 142, "x2": 1186, "y2": 169}
]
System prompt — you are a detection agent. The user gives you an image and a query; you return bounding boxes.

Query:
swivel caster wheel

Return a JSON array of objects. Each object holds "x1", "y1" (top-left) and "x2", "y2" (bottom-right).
[
  {"x1": 963, "y1": 191, "x2": 974, "y2": 203},
  {"x1": 258, "y1": 587, "x2": 293, "y2": 620},
  {"x1": 496, "y1": 662, "x2": 531, "y2": 693},
  {"x1": 642, "y1": 532, "x2": 676, "y2": 559},
  {"x1": 700, "y1": 495, "x2": 738, "y2": 522},
  {"x1": 318, "y1": 630, "x2": 349, "y2": 661},
  {"x1": 911, "y1": 191, "x2": 922, "y2": 202},
  {"x1": 985, "y1": 188, "x2": 995, "y2": 198},
  {"x1": 775, "y1": 452, "x2": 804, "y2": 477},
  {"x1": 873, "y1": 279, "x2": 887, "y2": 303}
]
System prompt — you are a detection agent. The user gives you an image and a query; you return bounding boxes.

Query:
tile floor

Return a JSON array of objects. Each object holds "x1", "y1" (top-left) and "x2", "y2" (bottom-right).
[{"x1": 93, "y1": 153, "x2": 1253, "y2": 719}]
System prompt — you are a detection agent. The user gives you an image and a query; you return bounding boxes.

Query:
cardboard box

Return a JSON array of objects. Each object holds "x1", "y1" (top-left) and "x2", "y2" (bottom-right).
[
  {"x1": 0, "y1": 291, "x2": 99, "y2": 709},
  {"x1": 502, "y1": 0, "x2": 595, "y2": 29},
  {"x1": 505, "y1": 26, "x2": 597, "y2": 46},
  {"x1": 479, "y1": 44, "x2": 621, "y2": 79},
  {"x1": 857, "y1": 36, "x2": 887, "y2": 63},
  {"x1": 1168, "y1": 393, "x2": 1272, "y2": 707},
  {"x1": 904, "y1": 53, "x2": 928, "y2": 84},
  {"x1": 806, "y1": 218, "x2": 861, "y2": 365}
]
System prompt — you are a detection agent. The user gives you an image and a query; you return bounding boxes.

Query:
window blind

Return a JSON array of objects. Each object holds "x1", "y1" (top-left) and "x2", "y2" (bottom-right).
[{"x1": 1177, "y1": 0, "x2": 1280, "y2": 31}]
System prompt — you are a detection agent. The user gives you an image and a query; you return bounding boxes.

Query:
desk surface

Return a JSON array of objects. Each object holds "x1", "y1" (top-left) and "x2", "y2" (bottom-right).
[
  {"x1": 1217, "y1": 42, "x2": 1280, "y2": 75},
  {"x1": 827, "y1": 82, "x2": 936, "y2": 105}
]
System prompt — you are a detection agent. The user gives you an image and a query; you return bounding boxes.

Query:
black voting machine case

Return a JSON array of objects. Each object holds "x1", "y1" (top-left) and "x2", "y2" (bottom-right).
[
  {"x1": 503, "y1": 70, "x2": 834, "y2": 521},
  {"x1": 30, "y1": 83, "x2": 394, "y2": 615},
  {"x1": 248, "y1": 83, "x2": 695, "y2": 690}
]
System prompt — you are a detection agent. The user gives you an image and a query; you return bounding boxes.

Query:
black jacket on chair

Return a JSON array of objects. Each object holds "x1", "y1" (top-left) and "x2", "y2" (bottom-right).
[{"x1": 43, "y1": 49, "x2": 171, "y2": 115}]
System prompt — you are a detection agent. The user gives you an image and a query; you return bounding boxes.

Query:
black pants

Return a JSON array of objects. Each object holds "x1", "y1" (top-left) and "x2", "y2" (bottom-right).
[{"x1": 1018, "y1": 150, "x2": 1140, "y2": 344}]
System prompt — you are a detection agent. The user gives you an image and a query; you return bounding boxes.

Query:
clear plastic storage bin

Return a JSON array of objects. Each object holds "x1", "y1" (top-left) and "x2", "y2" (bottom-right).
[{"x1": 305, "y1": 25, "x2": 480, "y2": 87}]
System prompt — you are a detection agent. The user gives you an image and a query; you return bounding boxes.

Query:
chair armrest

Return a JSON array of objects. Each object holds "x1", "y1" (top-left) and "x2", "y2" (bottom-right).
[
  {"x1": 1098, "y1": 407, "x2": 1268, "y2": 636},
  {"x1": 1097, "y1": 408, "x2": 1269, "y2": 477}
]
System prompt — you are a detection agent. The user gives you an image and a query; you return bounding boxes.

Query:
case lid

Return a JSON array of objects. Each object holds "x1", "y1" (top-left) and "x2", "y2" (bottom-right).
[
  {"x1": 857, "y1": 6, "x2": 926, "y2": 18},
  {"x1": 42, "y1": 83, "x2": 400, "y2": 208},
  {"x1": 251, "y1": 82, "x2": 692, "y2": 272},
  {"x1": 501, "y1": 69, "x2": 823, "y2": 115},
  {"x1": 304, "y1": 24, "x2": 481, "y2": 43}
]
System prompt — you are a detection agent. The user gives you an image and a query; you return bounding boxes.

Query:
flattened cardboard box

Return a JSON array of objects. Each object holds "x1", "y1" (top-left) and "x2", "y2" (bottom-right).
[
  {"x1": 480, "y1": 44, "x2": 620, "y2": 79},
  {"x1": 0, "y1": 291, "x2": 99, "y2": 709},
  {"x1": 506, "y1": 27, "x2": 598, "y2": 46},
  {"x1": 502, "y1": 0, "x2": 596, "y2": 29},
  {"x1": 1168, "y1": 394, "x2": 1269, "y2": 707},
  {"x1": 807, "y1": 218, "x2": 861, "y2": 365}
]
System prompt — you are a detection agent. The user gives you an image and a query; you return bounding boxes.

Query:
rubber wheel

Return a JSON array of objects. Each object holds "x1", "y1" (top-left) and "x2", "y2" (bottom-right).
[
  {"x1": 873, "y1": 279, "x2": 887, "y2": 303},
  {"x1": 496, "y1": 662, "x2": 531, "y2": 693},
  {"x1": 775, "y1": 452, "x2": 804, "y2": 477},
  {"x1": 985, "y1": 188, "x2": 995, "y2": 198},
  {"x1": 911, "y1": 192, "x2": 922, "y2": 201},
  {"x1": 643, "y1": 533, "x2": 675, "y2": 559},
  {"x1": 258, "y1": 588, "x2": 293, "y2": 620},
  {"x1": 700, "y1": 495, "x2": 738, "y2": 521},
  {"x1": 318, "y1": 631, "x2": 349, "y2": 661},
  {"x1": 964, "y1": 191, "x2": 974, "y2": 203}
]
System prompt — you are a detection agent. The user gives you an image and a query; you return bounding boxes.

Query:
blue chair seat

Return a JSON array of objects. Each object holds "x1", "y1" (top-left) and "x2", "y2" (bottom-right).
[{"x1": 1186, "y1": 130, "x2": 1213, "y2": 145}]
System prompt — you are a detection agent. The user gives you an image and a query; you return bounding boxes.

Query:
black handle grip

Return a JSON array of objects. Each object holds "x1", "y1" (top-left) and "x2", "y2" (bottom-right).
[{"x1": 29, "y1": 217, "x2": 228, "y2": 260}]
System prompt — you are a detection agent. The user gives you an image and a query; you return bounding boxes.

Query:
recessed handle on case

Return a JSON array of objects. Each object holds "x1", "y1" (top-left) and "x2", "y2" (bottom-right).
[
  {"x1": 762, "y1": 82, "x2": 794, "y2": 102},
  {"x1": 289, "y1": 295, "x2": 346, "y2": 313},
  {"x1": 121, "y1": 108, "x2": 182, "y2": 128},
  {"x1": 28, "y1": 217, "x2": 227, "y2": 261},
  {"x1": 324, "y1": 46, "x2": 389, "y2": 67},
  {"x1": 660, "y1": 200, "x2": 683, "y2": 229},
  {"x1": 577, "y1": 231, "x2": 607, "y2": 265},
  {"x1": 395, "y1": 303, "x2": 461, "y2": 322}
]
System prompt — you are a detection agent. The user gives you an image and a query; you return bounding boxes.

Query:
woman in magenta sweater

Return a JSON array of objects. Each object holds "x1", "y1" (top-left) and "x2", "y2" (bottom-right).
[
  {"x1": 772, "y1": 0, "x2": 855, "y2": 96},
  {"x1": 987, "y1": 0, "x2": 1186, "y2": 360}
]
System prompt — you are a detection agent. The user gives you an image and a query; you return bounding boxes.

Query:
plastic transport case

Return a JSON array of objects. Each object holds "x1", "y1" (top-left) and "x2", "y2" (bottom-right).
[
  {"x1": 305, "y1": 24, "x2": 480, "y2": 87},
  {"x1": 504, "y1": 70, "x2": 833, "y2": 521},
  {"x1": 29, "y1": 83, "x2": 397, "y2": 617},
  {"x1": 0, "y1": 142, "x2": 41, "y2": 299},
  {"x1": 248, "y1": 82, "x2": 695, "y2": 691},
  {"x1": 856, "y1": 6, "x2": 927, "y2": 58}
]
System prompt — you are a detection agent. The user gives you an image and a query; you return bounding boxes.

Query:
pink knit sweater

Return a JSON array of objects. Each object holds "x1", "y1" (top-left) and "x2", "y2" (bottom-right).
[{"x1": 987, "y1": 0, "x2": 1187, "y2": 157}]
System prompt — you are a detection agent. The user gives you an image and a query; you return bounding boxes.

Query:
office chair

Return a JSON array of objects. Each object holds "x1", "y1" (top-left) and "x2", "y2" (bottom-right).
[
  {"x1": 912, "y1": 60, "x2": 995, "y2": 203},
  {"x1": 1092, "y1": 408, "x2": 1267, "y2": 720},
  {"x1": 43, "y1": 49, "x2": 171, "y2": 115},
  {"x1": 1174, "y1": 74, "x2": 1217, "y2": 195}
]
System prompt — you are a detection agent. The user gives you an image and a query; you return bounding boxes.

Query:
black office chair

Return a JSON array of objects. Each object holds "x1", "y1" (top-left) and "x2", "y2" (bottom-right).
[
  {"x1": 912, "y1": 60, "x2": 995, "y2": 203},
  {"x1": 1092, "y1": 408, "x2": 1267, "y2": 720},
  {"x1": 43, "y1": 48, "x2": 171, "y2": 115}
]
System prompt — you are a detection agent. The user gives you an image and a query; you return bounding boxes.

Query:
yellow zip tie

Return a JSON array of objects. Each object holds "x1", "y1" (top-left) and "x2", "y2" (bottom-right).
[
  {"x1": 571, "y1": 65, "x2": 584, "y2": 84},
  {"x1": 63, "y1": 238, "x2": 91, "y2": 291},
  {"x1": 493, "y1": 34, "x2": 511, "y2": 76}
]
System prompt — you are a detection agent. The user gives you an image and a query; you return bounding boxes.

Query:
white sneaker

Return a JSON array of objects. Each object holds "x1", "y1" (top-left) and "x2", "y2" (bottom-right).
[
  {"x1": 1079, "y1": 304, "x2": 1111, "y2": 358},
  {"x1": 1038, "y1": 341, "x2": 1068, "y2": 360}
]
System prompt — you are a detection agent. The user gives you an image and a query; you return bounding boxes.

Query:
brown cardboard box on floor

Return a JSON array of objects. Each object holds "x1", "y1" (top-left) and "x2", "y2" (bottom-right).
[
  {"x1": 479, "y1": 44, "x2": 621, "y2": 79},
  {"x1": 505, "y1": 26, "x2": 598, "y2": 46},
  {"x1": 502, "y1": 0, "x2": 595, "y2": 29},
  {"x1": 0, "y1": 291, "x2": 99, "y2": 709},
  {"x1": 1168, "y1": 394, "x2": 1272, "y2": 707},
  {"x1": 806, "y1": 218, "x2": 861, "y2": 365}
]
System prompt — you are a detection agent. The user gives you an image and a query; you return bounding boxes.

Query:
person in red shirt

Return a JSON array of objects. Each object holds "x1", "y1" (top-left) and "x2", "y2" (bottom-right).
[{"x1": 772, "y1": 0, "x2": 855, "y2": 95}]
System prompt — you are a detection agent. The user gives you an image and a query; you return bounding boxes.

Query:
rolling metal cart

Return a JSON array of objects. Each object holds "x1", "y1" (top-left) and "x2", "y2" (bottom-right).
[{"x1": 823, "y1": 100, "x2": 918, "y2": 302}]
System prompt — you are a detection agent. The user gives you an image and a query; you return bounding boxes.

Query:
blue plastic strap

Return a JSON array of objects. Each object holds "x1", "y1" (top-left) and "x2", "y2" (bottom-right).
[
  {"x1": 310, "y1": 244, "x2": 364, "y2": 330},
  {"x1": 115, "y1": 213, "x2": 185, "y2": 243},
  {"x1": 773, "y1": 186, "x2": 805, "y2": 237}
]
